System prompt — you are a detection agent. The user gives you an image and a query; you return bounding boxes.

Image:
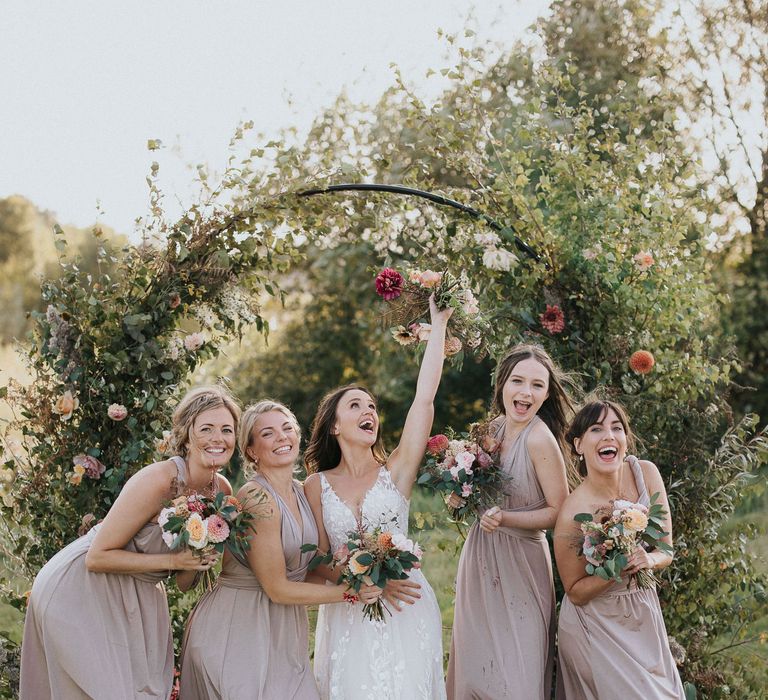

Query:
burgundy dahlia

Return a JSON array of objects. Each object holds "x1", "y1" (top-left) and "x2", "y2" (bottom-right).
[{"x1": 375, "y1": 268, "x2": 404, "y2": 301}]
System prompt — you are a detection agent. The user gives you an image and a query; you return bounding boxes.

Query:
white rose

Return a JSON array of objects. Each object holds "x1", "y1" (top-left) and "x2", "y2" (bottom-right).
[{"x1": 482, "y1": 248, "x2": 518, "y2": 272}]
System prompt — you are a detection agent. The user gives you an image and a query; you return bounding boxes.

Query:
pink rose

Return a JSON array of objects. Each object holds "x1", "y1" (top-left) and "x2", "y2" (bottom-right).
[
  {"x1": 417, "y1": 270, "x2": 443, "y2": 288},
  {"x1": 73, "y1": 453, "x2": 106, "y2": 479},
  {"x1": 107, "y1": 403, "x2": 128, "y2": 421},
  {"x1": 184, "y1": 332, "x2": 205, "y2": 352},
  {"x1": 455, "y1": 451, "x2": 475, "y2": 471},
  {"x1": 53, "y1": 390, "x2": 79, "y2": 421},
  {"x1": 461, "y1": 483, "x2": 473, "y2": 498},
  {"x1": 475, "y1": 450, "x2": 493, "y2": 469}
]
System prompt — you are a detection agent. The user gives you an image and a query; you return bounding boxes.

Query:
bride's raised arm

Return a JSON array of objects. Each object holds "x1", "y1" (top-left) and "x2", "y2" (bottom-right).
[{"x1": 387, "y1": 295, "x2": 453, "y2": 497}]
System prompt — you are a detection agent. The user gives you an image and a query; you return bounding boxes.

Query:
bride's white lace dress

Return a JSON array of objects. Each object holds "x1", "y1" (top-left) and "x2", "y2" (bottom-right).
[{"x1": 314, "y1": 466, "x2": 446, "y2": 700}]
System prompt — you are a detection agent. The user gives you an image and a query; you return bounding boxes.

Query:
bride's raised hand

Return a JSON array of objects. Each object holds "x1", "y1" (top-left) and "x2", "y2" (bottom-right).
[{"x1": 429, "y1": 293, "x2": 453, "y2": 327}]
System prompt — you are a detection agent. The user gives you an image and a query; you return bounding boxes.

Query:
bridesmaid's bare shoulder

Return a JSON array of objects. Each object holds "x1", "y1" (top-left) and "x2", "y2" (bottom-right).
[
  {"x1": 526, "y1": 419, "x2": 559, "y2": 451},
  {"x1": 555, "y1": 483, "x2": 593, "y2": 531}
]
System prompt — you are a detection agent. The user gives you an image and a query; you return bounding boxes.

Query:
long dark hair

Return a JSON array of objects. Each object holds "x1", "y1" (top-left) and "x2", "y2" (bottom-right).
[
  {"x1": 304, "y1": 384, "x2": 388, "y2": 473},
  {"x1": 565, "y1": 399, "x2": 636, "y2": 478}
]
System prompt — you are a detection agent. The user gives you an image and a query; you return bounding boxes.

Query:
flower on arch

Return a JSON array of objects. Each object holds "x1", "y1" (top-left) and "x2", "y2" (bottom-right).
[
  {"x1": 629, "y1": 350, "x2": 655, "y2": 374},
  {"x1": 540, "y1": 305, "x2": 565, "y2": 334}
]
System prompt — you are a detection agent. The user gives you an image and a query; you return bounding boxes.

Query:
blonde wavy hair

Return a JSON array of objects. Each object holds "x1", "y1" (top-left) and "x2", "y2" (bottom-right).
[
  {"x1": 238, "y1": 400, "x2": 301, "y2": 474},
  {"x1": 168, "y1": 385, "x2": 242, "y2": 459}
]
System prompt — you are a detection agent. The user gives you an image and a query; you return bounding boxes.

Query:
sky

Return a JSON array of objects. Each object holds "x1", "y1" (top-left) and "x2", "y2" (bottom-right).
[{"x1": 1, "y1": 1, "x2": 549, "y2": 236}]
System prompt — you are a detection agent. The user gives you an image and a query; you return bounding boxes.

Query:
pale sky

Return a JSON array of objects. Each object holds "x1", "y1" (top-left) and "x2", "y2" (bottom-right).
[{"x1": 1, "y1": 1, "x2": 549, "y2": 236}]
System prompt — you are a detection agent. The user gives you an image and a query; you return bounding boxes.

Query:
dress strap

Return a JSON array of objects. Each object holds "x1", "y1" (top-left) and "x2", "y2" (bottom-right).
[
  {"x1": 169, "y1": 456, "x2": 187, "y2": 496},
  {"x1": 625, "y1": 455, "x2": 649, "y2": 505}
]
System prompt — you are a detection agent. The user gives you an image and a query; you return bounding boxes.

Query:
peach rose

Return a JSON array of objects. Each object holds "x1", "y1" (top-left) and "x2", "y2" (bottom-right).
[{"x1": 53, "y1": 390, "x2": 79, "y2": 421}]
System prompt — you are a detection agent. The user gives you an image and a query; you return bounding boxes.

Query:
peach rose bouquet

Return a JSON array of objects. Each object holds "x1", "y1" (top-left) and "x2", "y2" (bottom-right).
[
  {"x1": 303, "y1": 523, "x2": 422, "y2": 622},
  {"x1": 418, "y1": 418, "x2": 507, "y2": 524},
  {"x1": 575, "y1": 493, "x2": 672, "y2": 589},
  {"x1": 158, "y1": 490, "x2": 267, "y2": 587}
]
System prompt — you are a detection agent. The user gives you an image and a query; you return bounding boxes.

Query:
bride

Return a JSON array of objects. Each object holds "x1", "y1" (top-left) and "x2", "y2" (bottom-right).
[{"x1": 304, "y1": 296, "x2": 450, "y2": 700}]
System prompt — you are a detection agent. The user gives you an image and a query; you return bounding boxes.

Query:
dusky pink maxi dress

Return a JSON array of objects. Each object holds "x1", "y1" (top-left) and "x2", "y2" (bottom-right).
[
  {"x1": 179, "y1": 474, "x2": 320, "y2": 700},
  {"x1": 20, "y1": 456, "x2": 191, "y2": 700},
  {"x1": 446, "y1": 416, "x2": 556, "y2": 700},
  {"x1": 556, "y1": 456, "x2": 685, "y2": 700}
]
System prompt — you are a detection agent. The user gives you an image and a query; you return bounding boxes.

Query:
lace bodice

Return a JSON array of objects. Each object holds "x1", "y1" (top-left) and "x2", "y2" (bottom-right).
[{"x1": 319, "y1": 467, "x2": 409, "y2": 552}]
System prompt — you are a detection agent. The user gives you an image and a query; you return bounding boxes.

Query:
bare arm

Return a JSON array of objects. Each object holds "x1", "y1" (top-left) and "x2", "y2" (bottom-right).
[
  {"x1": 86, "y1": 461, "x2": 216, "y2": 577},
  {"x1": 243, "y1": 482, "x2": 349, "y2": 605},
  {"x1": 487, "y1": 424, "x2": 568, "y2": 532},
  {"x1": 553, "y1": 499, "x2": 615, "y2": 606},
  {"x1": 388, "y1": 297, "x2": 453, "y2": 497}
]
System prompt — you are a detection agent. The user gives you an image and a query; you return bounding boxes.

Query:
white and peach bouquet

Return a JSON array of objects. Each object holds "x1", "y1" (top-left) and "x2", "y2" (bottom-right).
[
  {"x1": 575, "y1": 493, "x2": 672, "y2": 589},
  {"x1": 303, "y1": 524, "x2": 422, "y2": 622},
  {"x1": 418, "y1": 419, "x2": 507, "y2": 523},
  {"x1": 158, "y1": 490, "x2": 266, "y2": 579},
  {"x1": 374, "y1": 266, "x2": 486, "y2": 362}
]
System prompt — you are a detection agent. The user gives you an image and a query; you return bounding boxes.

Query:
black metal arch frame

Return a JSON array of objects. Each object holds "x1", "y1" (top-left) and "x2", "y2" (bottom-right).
[{"x1": 298, "y1": 183, "x2": 541, "y2": 264}]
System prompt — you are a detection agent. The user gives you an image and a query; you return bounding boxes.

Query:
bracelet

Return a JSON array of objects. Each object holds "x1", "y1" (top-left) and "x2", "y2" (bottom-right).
[{"x1": 342, "y1": 591, "x2": 359, "y2": 604}]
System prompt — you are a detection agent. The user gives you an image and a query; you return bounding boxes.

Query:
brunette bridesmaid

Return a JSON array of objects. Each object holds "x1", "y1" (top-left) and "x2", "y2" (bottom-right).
[
  {"x1": 554, "y1": 399, "x2": 684, "y2": 699},
  {"x1": 180, "y1": 400, "x2": 379, "y2": 700},
  {"x1": 20, "y1": 385, "x2": 237, "y2": 700},
  {"x1": 446, "y1": 345, "x2": 575, "y2": 699}
]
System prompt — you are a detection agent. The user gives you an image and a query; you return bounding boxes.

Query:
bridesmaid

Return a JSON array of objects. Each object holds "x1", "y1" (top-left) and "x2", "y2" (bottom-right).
[
  {"x1": 554, "y1": 399, "x2": 684, "y2": 699},
  {"x1": 180, "y1": 400, "x2": 379, "y2": 700},
  {"x1": 20, "y1": 385, "x2": 237, "y2": 700},
  {"x1": 446, "y1": 344, "x2": 575, "y2": 699}
]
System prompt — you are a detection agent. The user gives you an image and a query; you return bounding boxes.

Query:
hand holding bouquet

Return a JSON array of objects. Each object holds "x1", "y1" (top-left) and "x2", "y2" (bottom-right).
[
  {"x1": 303, "y1": 525, "x2": 422, "y2": 622},
  {"x1": 418, "y1": 419, "x2": 507, "y2": 524},
  {"x1": 575, "y1": 493, "x2": 672, "y2": 589},
  {"x1": 374, "y1": 266, "x2": 486, "y2": 361},
  {"x1": 159, "y1": 491, "x2": 267, "y2": 585}
]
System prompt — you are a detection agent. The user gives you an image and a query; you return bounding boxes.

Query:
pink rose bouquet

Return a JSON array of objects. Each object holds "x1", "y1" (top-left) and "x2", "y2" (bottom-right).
[
  {"x1": 418, "y1": 419, "x2": 507, "y2": 524},
  {"x1": 575, "y1": 493, "x2": 672, "y2": 589},
  {"x1": 159, "y1": 490, "x2": 267, "y2": 587}
]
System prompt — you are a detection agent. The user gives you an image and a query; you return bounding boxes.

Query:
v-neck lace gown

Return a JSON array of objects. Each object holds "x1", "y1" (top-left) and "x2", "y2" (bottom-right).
[
  {"x1": 179, "y1": 474, "x2": 320, "y2": 700},
  {"x1": 313, "y1": 467, "x2": 446, "y2": 700}
]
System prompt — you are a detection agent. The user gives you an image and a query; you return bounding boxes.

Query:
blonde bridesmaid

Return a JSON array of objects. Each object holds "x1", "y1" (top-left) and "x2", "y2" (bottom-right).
[
  {"x1": 446, "y1": 345, "x2": 575, "y2": 699},
  {"x1": 180, "y1": 400, "x2": 379, "y2": 700},
  {"x1": 20, "y1": 385, "x2": 237, "y2": 700},
  {"x1": 554, "y1": 399, "x2": 684, "y2": 699}
]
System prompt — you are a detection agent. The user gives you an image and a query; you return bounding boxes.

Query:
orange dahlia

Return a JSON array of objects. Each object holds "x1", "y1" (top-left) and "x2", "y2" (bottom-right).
[
  {"x1": 629, "y1": 350, "x2": 655, "y2": 374},
  {"x1": 377, "y1": 532, "x2": 393, "y2": 550}
]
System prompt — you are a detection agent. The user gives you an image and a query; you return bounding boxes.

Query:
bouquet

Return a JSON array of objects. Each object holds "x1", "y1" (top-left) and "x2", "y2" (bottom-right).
[
  {"x1": 418, "y1": 419, "x2": 507, "y2": 523},
  {"x1": 303, "y1": 524, "x2": 422, "y2": 622},
  {"x1": 575, "y1": 493, "x2": 673, "y2": 589},
  {"x1": 374, "y1": 266, "x2": 486, "y2": 361},
  {"x1": 159, "y1": 490, "x2": 267, "y2": 586}
]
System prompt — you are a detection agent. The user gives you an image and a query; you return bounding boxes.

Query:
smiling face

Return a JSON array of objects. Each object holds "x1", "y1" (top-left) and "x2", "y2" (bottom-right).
[
  {"x1": 187, "y1": 405, "x2": 237, "y2": 471},
  {"x1": 334, "y1": 389, "x2": 379, "y2": 447},
  {"x1": 501, "y1": 357, "x2": 550, "y2": 424},
  {"x1": 573, "y1": 407, "x2": 628, "y2": 474},
  {"x1": 246, "y1": 409, "x2": 300, "y2": 471}
]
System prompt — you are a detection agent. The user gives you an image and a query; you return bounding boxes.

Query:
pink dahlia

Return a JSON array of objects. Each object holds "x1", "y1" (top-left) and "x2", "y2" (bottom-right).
[
  {"x1": 206, "y1": 514, "x2": 230, "y2": 543},
  {"x1": 375, "y1": 268, "x2": 404, "y2": 301},
  {"x1": 187, "y1": 497, "x2": 205, "y2": 514},
  {"x1": 540, "y1": 304, "x2": 565, "y2": 334},
  {"x1": 426, "y1": 434, "x2": 450, "y2": 456}
]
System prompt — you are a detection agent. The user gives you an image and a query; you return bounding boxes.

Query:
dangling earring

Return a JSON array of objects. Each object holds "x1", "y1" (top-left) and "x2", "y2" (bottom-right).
[{"x1": 578, "y1": 453, "x2": 584, "y2": 462}]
